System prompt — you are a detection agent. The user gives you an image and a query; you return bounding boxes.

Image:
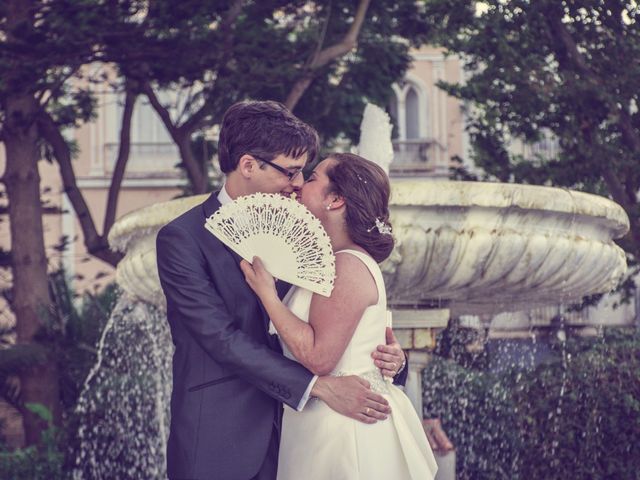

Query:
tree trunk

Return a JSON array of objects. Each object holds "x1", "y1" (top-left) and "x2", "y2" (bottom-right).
[
  {"x1": 284, "y1": 0, "x2": 371, "y2": 111},
  {"x1": 142, "y1": 84, "x2": 208, "y2": 194},
  {"x1": 176, "y1": 132, "x2": 208, "y2": 194},
  {"x1": 37, "y1": 111, "x2": 123, "y2": 267},
  {"x1": 3, "y1": 94, "x2": 60, "y2": 445}
]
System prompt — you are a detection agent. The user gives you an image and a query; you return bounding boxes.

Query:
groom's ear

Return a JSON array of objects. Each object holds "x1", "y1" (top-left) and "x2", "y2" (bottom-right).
[{"x1": 238, "y1": 154, "x2": 256, "y2": 178}]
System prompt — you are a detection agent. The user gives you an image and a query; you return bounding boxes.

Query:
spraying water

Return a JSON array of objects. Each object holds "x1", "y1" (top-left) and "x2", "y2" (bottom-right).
[{"x1": 71, "y1": 294, "x2": 173, "y2": 479}]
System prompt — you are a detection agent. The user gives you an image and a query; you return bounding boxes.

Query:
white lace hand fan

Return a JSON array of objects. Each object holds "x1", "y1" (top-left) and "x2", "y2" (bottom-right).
[{"x1": 204, "y1": 193, "x2": 335, "y2": 296}]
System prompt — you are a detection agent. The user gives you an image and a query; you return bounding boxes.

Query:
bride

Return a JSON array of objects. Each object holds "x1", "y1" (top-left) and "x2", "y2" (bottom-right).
[{"x1": 241, "y1": 153, "x2": 438, "y2": 480}]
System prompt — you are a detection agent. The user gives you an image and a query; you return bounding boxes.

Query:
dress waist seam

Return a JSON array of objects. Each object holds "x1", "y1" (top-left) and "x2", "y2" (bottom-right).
[{"x1": 334, "y1": 369, "x2": 390, "y2": 394}]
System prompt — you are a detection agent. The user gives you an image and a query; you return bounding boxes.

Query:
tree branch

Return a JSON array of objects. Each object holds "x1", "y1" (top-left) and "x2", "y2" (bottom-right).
[
  {"x1": 36, "y1": 66, "x2": 79, "y2": 111},
  {"x1": 220, "y1": 0, "x2": 245, "y2": 59},
  {"x1": 285, "y1": 0, "x2": 371, "y2": 110},
  {"x1": 616, "y1": 108, "x2": 640, "y2": 153},
  {"x1": 103, "y1": 88, "x2": 136, "y2": 235},
  {"x1": 177, "y1": 92, "x2": 212, "y2": 136},
  {"x1": 547, "y1": 15, "x2": 640, "y2": 155},
  {"x1": 546, "y1": 12, "x2": 640, "y2": 258},
  {"x1": 580, "y1": 125, "x2": 640, "y2": 258},
  {"x1": 142, "y1": 83, "x2": 206, "y2": 192},
  {"x1": 179, "y1": 0, "x2": 245, "y2": 135},
  {"x1": 141, "y1": 82, "x2": 176, "y2": 135},
  {"x1": 310, "y1": 1, "x2": 333, "y2": 67},
  {"x1": 547, "y1": 15, "x2": 592, "y2": 77},
  {"x1": 37, "y1": 111, "x2": 122, "y2": 266},
  {"x1": 176, "y1": 84, "x2": 197, "y2": 127}
]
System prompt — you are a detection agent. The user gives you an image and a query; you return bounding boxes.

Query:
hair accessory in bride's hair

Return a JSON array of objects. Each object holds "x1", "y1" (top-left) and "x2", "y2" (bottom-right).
[
  {"x1": 367, "y1": 218, "x2": 392, "y2": 236},
  {"x1": 356, "y1": 173, "x2": 368, "y2": 184}
]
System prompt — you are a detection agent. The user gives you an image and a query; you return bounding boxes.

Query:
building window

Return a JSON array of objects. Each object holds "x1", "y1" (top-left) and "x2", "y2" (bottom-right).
[
  {"x1": 389, "y1": 80, "x2": 431, "y2": 173},
  {"x1": 405, "y1": 86, "x2": 420, "y2": 140},
  {"x1": 106, "y1": 93, "x2": 180, "y2": 176},
  {"x1": 132, "y1": 98, "x2": 173, "y2": 144}
]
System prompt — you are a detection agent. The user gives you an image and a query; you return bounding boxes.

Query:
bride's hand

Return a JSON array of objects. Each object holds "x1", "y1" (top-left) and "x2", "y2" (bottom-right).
[{"x1": 240, "y1": 257, "x2": 277, "y2": 300}]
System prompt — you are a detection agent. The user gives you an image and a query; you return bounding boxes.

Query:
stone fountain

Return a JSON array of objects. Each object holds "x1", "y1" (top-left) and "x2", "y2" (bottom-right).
[
  {"x1": 72, "y1": 105, "x2": 629, "y2": 479},
  {"x1": 107, "y1": 176, "x2": 629, "y2": 410}
]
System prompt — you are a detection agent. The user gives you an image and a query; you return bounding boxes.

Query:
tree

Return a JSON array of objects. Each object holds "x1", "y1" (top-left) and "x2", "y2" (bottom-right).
[
  {"x1": 129, "y1": 0, "x2": 429, "y2": 193},
  {"x1": 0, "y1": 0, "x2": 142, "y2": 445},
  {"x1": 421, "y1": 0, "x2": 640, "y2": 262}
]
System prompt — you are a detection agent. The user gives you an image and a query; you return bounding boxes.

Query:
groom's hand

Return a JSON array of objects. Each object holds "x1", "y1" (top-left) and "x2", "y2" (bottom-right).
[
  {"x1": 311, "y1": 375, "x2": 391, "y2": 424},
  {"x1": 372, "y1": 327, "x2": 406, "y2": 378}
]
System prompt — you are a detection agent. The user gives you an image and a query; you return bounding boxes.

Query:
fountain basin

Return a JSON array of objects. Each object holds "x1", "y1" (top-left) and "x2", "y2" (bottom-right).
[
  {"x1": 108, "y1": 181, "x2": 629, "y2": 315},
  {"x1": 108, "y1": 195, "x2": 208, "y2": 306},
  {"x1": 384, "y1": 180, "x2": 629, "y2": 315}
]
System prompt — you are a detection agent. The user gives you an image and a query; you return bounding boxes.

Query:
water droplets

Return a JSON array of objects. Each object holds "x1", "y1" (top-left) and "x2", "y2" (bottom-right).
[{"x1": 71, "y1": 295, "x2": 172, "y2": 479}]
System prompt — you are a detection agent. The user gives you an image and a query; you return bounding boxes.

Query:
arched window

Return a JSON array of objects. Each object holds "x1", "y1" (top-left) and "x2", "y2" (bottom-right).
[
  {"x1": 389, "y1": 79, "x2": 427, "y2": 141},
  {"x1": 405, "y1": 86, "x2": 420, "y2": 140},
  {"x1": 388, "y1": 77, "x2": 430, "y2": 172}
]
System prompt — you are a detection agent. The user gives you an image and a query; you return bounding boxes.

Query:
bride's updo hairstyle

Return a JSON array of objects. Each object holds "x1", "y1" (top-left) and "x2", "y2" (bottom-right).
[{"x1": 325, "y1": 153, "x2": 394, "y2": 263}]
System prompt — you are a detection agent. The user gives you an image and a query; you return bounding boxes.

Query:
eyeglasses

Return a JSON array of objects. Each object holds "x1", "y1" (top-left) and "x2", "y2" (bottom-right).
[{"x1": 252, "y1": 155, "x2": 303, "y2": 182}]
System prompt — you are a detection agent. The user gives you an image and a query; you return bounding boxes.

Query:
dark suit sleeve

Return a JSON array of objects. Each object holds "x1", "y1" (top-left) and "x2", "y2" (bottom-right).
[
  {"x1": 393, "y1": 357, "x2": 409, "y2": 386},
  {"x1": 156, "y1": 223, "x2": 314, "y2": 409}
]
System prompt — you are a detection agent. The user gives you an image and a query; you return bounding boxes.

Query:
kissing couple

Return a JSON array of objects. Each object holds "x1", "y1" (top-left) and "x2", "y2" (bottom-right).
[{"x1": 157, "y1": 100, "x2": 437, "y2": 480}]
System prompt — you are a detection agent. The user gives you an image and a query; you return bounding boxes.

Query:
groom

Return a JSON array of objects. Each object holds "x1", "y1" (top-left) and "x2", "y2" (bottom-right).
[{"x1": 157, "y1": 100, "x2": 407, "y2": 480}]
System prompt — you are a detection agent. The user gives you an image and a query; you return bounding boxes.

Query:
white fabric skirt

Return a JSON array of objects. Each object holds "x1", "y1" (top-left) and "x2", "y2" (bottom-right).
[{"x1": 277, "y1": 381, "x2": 437, "y2": 480}]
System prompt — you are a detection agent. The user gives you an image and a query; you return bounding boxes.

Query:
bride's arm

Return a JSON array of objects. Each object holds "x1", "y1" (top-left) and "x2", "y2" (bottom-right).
[{"x1": 241, "y1": 253, "x2": 377, "y2": 376}]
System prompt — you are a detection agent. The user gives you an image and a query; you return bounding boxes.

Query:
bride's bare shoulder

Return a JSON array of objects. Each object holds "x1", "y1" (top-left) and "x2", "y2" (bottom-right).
[{"x1": 333, "y1": 251, "x2": 378, "y2": 305}]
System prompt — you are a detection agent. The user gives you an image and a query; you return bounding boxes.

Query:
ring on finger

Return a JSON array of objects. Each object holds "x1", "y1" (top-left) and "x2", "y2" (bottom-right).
[{"x1": 365, "y1": 407, "x2": 370, "y2": 416}]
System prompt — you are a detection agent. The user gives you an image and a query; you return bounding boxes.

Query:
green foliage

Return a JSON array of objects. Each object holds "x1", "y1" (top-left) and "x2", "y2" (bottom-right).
[
  {"x1": 126, "y1": 0, "x2": 429, "y2": 146},
  {"x1": 512, "y1": 330, "x2": 640, "y2": 479},
  {"x1": 423, "y1": 328, "x2": 640, "y2": 479},
  {"x1": 1, "y1": 0, "x2": 432, "y2": 215},
  {"x1": 0, "y1": 272, "x2": 117, "y2": 475},
  {"x1": 25, "y1": 403, "x2": 53, "y2": 425},
  {"x1": 423, "y1": 357, "x2": 522, "y2": 479},
  {"x1": 0, "y1": 270, "x2": 118, "y2": 438},
  {"x1": 421, "y1": 0, "x2": 640, "y2": 260},
  {"x1": 0, "y1": 411, "x2": 65, "y2": 480},
  {"x1": 46, "y1": 270, "x2": 119, "y2": 412}
]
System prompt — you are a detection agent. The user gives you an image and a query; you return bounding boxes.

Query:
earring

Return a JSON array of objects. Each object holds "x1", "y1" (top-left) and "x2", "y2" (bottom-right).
[{"x1": 325, "y1": 204, "x2": 332, "y2": 210}]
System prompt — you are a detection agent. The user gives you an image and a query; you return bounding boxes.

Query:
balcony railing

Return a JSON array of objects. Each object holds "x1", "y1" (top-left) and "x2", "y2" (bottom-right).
[
  {"x1": 102, "y1": 140, "x2": 447, "y2": 177},
  {"x1": 391, "y1": 139, "x2": 441, "y2": 175}
]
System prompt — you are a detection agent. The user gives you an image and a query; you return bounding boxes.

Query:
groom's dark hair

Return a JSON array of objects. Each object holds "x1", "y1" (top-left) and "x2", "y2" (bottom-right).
[{"x1": 217, "y1": 100, "x2": 319, "y2": 174}]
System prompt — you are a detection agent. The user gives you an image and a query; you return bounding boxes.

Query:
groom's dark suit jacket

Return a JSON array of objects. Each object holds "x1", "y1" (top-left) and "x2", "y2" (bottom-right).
[{"x1": 156, "y1": 192, "x2": 314, "y2": 480}]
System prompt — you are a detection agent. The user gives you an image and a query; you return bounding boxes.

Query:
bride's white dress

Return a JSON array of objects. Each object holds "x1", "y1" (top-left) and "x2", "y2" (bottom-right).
[{"x1": 273, "y1": 249, "x2": 438, "y2": 480}]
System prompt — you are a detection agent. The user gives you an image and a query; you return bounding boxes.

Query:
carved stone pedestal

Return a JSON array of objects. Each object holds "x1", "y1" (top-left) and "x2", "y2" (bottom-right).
[
  {"x1": 392, "y1": 307, "x2": 455, "y2": 479},
  {"x1": 392, "y1": 307, "x2": 449, "y2": 411}
]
